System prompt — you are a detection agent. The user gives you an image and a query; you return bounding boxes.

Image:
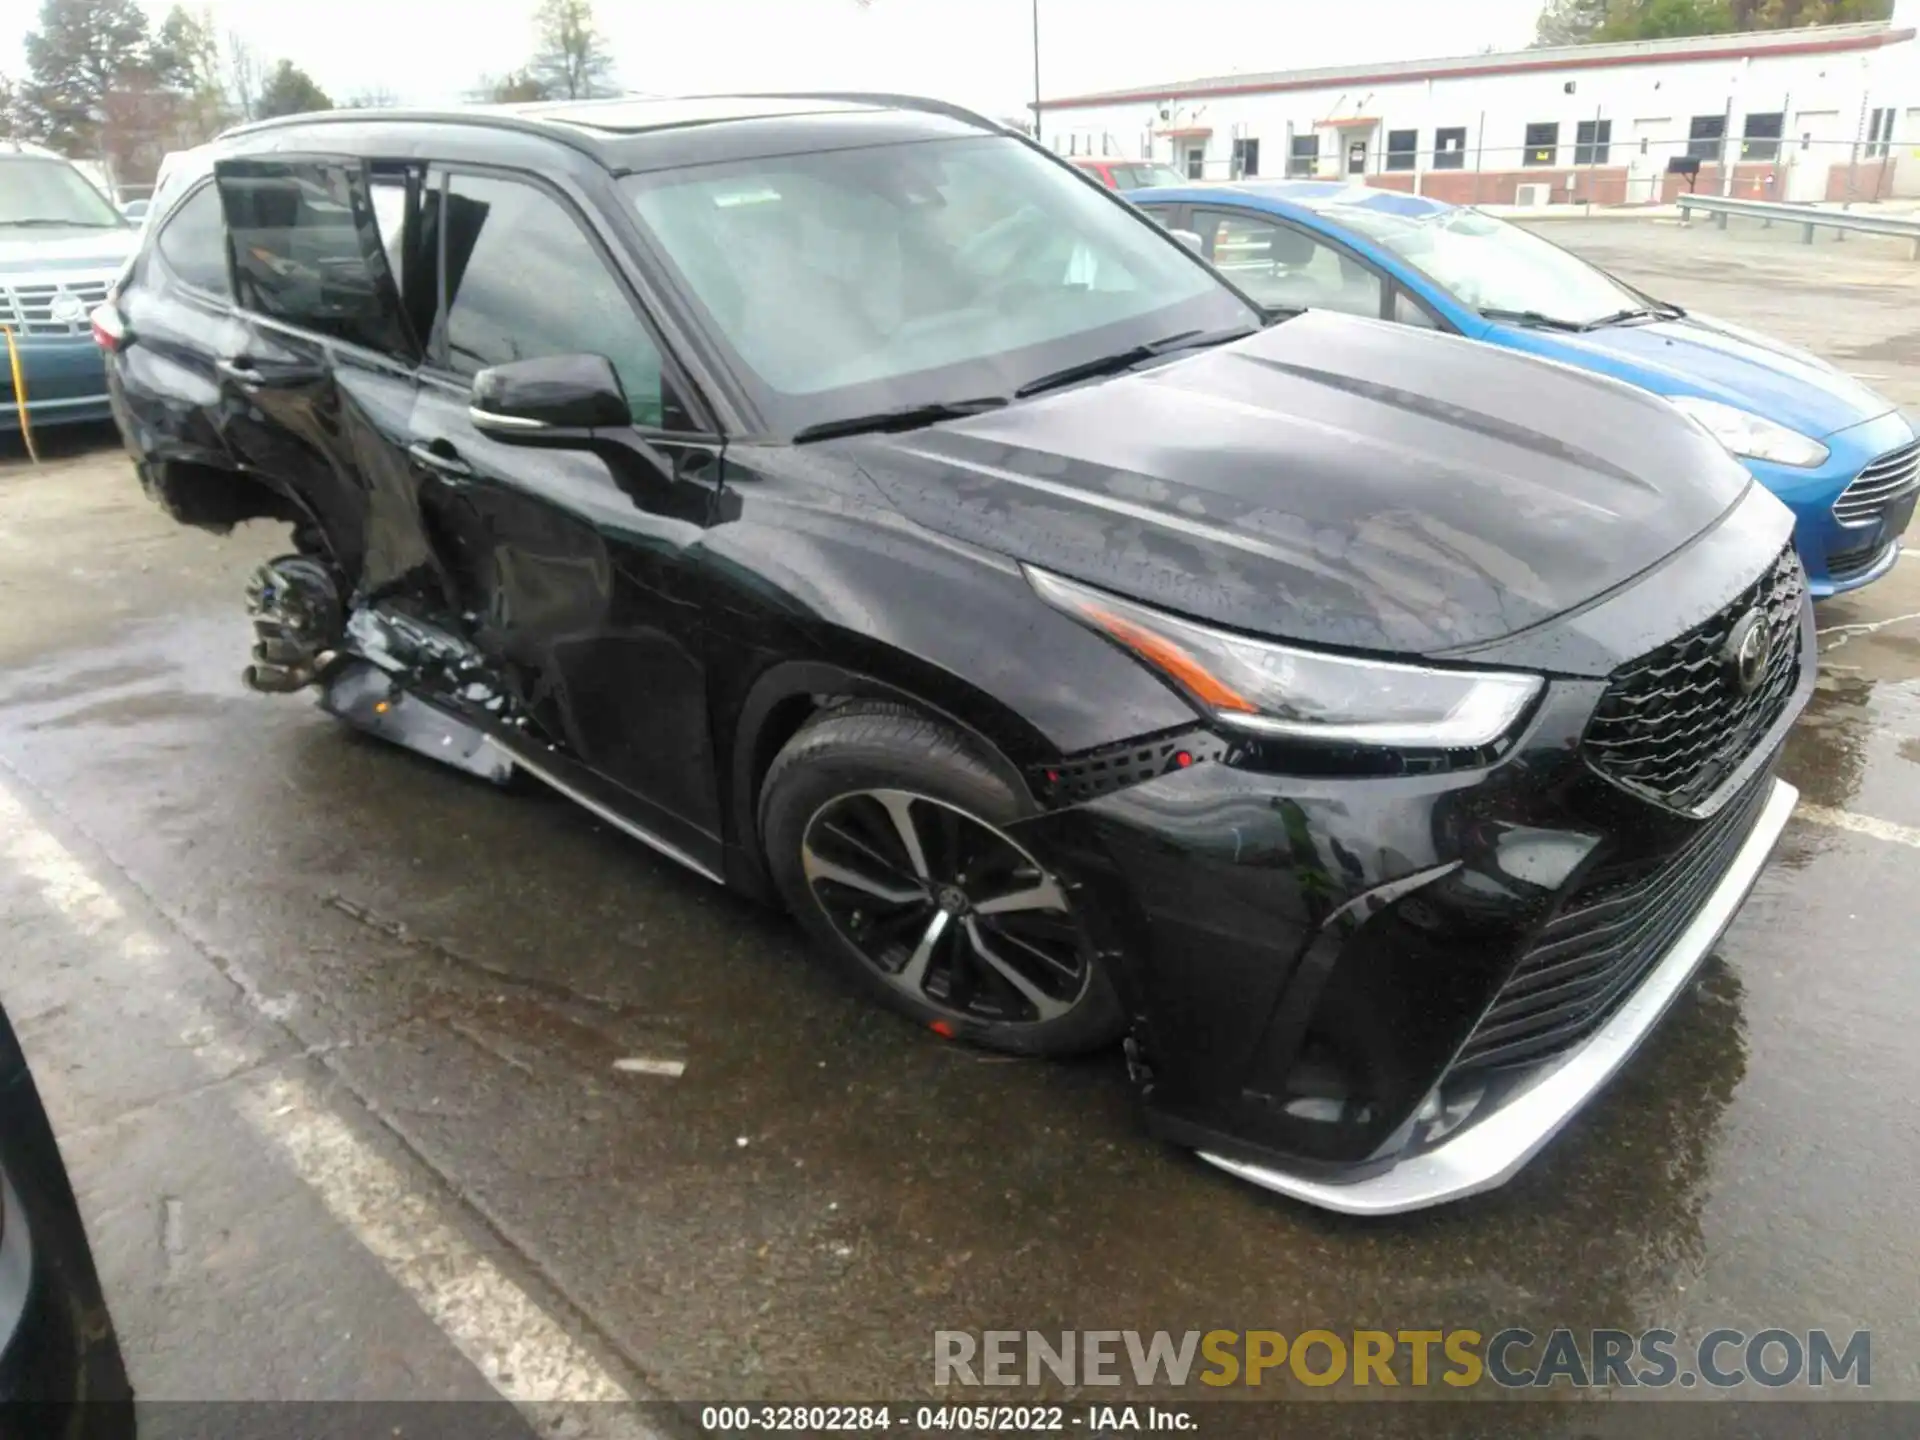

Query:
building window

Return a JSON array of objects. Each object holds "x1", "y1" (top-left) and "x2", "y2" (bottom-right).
[
  {"x1": 1385, "y1": 129, "x2": 1417, "y2": 171},
  {"x1": 1433, "y1": 126, "x2": 1467, "y2": 170},
  {"x1": 1866, "y1": 107, "x2": 1895, "y2": 159},
  {"x1": 1523, "y1": 122, "x2": 1558, "y2": 166},
  {"x1": 1232, "y1": 136, "x2": 1261, "y2": 178},
  {"x1": 1741, "y1": 112, "x2": 1783, "y2": 161},
  {"x1": 1287, "y1": 133, "x2": 1319, "y2": 177},
  {"x1": 1687, "y1": 114, "x2": 1726, "y2": 161},
  {"x1": 1573, "y1": 119, "x2": 1611, "y2": 165}
]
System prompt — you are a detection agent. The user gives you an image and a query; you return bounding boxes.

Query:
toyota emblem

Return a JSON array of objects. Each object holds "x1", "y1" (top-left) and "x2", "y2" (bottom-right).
[{"x1": 1723, "y1": 610, "x2": 1770, "y2": 695}]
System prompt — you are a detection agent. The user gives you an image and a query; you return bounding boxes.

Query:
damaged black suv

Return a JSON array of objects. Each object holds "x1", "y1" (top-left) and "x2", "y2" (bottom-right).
[{"x1": 100, "y1": 95, "x2": 1813, "y2": 1213}]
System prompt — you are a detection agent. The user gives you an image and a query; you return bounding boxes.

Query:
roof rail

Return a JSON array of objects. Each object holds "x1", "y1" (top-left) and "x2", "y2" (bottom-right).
[
  {"x1": 213, "y1": 107, "x2": 607, "y2": 161},
  {"x1": 732, "y1": 92, "x2": 1011, "y2": 136}
]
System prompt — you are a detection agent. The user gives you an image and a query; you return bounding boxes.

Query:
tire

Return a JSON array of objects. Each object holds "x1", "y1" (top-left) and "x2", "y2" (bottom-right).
[{"x1": 759, "y1": 703, "x2": 1125, "y2": 1057}]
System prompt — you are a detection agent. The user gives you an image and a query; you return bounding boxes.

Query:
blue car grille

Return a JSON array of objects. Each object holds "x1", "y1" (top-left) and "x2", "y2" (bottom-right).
[
  {"x1": 1581, "y1": 544, "x2": 1804, "y2": 813},
  {"x1": 1834, "y1": 440, "x2": 1920, "y2": 527},
  {"x1": 0, "y1": 278, "x2": 111, "y2": 337}
]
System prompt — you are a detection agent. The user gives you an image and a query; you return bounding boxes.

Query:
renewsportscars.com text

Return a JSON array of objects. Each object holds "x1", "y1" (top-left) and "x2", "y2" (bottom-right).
[{"x1": 933, "y1": 1328, "x2": 1871, "y2": 1390}]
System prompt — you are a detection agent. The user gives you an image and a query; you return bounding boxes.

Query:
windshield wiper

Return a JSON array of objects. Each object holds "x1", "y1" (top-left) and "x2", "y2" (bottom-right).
[
  {"x1": 1577, "y1": 305, "x2": 1676, "y2": 331},
  {"x1": 1477, "y1": 307, "x2": 1585, "y2": 332},
  {"x1": 1, "y1": 217, "x2": 118, "y2": 228},
  {"x1": 791, "y1": 396, "x2": 1009, "y2": 444},
  {"x1": 1015, "y1": 324, "x2": 1261, "y2": 399}
]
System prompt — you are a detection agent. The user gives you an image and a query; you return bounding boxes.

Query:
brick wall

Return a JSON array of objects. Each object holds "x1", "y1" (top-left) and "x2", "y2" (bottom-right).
[
  {"x1": 1358, "y1": 167, "x2": 1631, "y2": 204},
  {"x1": 1825, "y1": 158, "x2": 1899, "y2": 201},
  {"x1": 1659, "y1": 162, "x2": 1781, "y2": 202}
]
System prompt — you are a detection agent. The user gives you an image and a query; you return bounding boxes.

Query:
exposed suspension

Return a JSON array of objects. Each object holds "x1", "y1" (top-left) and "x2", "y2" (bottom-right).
[{"x1": 242, "y1": 556, "x2": 344, "y2": 693}]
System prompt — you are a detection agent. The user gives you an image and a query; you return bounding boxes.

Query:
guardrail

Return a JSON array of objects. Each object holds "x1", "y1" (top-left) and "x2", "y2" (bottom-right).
[{"x1": 1676, "y1": 193, "x2": 1920, "y2": 259}]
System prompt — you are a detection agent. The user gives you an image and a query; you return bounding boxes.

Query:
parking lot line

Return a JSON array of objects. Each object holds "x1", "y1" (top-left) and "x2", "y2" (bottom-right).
[
  {"x1": 1799, "y1": 803, "x2": 1920, "y2": 850},
  {"x1": 0, "y1": 775, "x2": 652, "y2": 1425}
]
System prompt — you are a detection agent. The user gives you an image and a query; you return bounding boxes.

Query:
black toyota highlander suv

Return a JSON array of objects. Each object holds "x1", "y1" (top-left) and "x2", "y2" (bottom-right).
[{"x1": 98, "y1": 94, "x2": 1814, "y2": 1213}]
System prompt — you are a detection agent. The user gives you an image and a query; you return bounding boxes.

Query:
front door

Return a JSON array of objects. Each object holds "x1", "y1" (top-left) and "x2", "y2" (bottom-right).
[
  {"x1": 404, "y1": 166, "x2": 727, "y2": 849},
  {"x1": 1788, "y1": 111, "x2": 1841, "y2": 202},
  {"x1": 1346, "y1": 138, "x2": 1368, "y2": 175},
  {"x1": 1627, "y1": 119, "x2": 1668, "y2": 204}
]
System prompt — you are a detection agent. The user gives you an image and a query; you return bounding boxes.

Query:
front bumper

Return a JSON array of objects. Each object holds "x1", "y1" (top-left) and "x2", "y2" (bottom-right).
[
  {"x1": 1201, "y1": 777, "x2": 1797, "y2": 1214},
  {"x1": 1, "y1": 336, "x2": 112, "y2": 432},
  {"x1": 1755, "y1": 410, "x2": 1917, "y2": 597},
  {"x1": 1010, "y1": 500, "x2": 1811, "y2": 1213}
]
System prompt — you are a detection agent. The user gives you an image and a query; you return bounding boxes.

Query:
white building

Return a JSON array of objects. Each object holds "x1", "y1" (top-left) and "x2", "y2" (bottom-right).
[{"x1": 1038, "y1": 5, "x2": 1920, "y2": 205}]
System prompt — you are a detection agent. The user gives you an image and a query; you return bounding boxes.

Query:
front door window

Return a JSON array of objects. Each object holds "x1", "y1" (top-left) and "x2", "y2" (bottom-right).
[
  {"x1": 1197, "y1": 209, "x2": 1385, "y2": 319},
  {"x1": 1346, "y1": 139, "x2": 1368, "y2": 175},
  {"x1": 1185, "y1": 146, "x2": 1205, "y2": 180}
]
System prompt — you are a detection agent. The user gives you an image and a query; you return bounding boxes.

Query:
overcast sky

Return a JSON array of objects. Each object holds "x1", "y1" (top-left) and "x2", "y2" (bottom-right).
[{"x1": 2, "y1": 0, "x2": 1544, "y2": 117}]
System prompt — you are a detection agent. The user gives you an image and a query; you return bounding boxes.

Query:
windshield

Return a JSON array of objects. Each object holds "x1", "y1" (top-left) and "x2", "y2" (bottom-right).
[
  {"x1": 1327, "y1": 203, "x2": 1640, "y2": 326},
  {"x1": 0, "y1": 157, "x2": 126, "y2": 229},
  {"x1": 622, "y1": 136, "x2": 1255, "y2": 436}
]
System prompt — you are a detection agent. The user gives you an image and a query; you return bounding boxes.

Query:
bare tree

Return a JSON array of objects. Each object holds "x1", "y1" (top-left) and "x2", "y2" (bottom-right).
[
  {"x1": 223, "y1": 29, "x2": 258, "y2": 121},
  {"x1": 0, "y1": 73, "x2": 21, "y2": 141},
  {"x1": 529, "y1": 0, "x2": 616, "y2": 101},
  {"x1": 474, "y1": 70, "x2": 551, "y2": 103}
]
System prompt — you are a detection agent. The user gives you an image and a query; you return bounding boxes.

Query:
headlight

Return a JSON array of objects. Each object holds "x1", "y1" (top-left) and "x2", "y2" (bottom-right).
[
  {"x1": 1027, "y1": 567, "x2": 1543, "y2": 748},
  {"x1": 1667, "y1": 396, "x2": 1829, "y2": 468}
]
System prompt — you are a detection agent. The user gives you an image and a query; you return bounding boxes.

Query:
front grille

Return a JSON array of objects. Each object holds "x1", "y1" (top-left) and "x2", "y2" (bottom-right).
[
  {"x1": 1582, "y1": 545, "x2": 1804, "y2": 813},
  {"x1": 1453, "y1": 768, "x2": 1774, "y2": 1072},
  {"x1": 1834, "y1": 440, "x2": 1920, "y2": 527},
  {"x1": 1828, "y1": 537, "x2": 1895, "y2": 583},
  {"x1": 0, "y1": 278, "x2": 111, "y2": 337}
]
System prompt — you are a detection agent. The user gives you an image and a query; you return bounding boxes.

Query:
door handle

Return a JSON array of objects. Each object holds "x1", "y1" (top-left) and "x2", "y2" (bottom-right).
[
  {"x1": 408, "y1": 440, "x2": 472, "y2": 479},
  {"x1": 217, "y1": 357, "x2": 324, "y2": 388}
]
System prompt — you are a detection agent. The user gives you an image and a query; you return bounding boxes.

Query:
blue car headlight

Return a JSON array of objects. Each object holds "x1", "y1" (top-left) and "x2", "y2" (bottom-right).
[{"x1": 1667, "y1": 396, "x2": 1829, "y2": 468}]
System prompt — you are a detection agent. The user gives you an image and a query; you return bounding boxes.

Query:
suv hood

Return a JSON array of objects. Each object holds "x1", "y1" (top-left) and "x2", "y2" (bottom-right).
[
  {"x1": 1489, "y1": 309, "x2": 1894, "y2": 441},
  {"x1": 853, "y1": 311, "x2": 1752, "y2": 657},
  {"x1": 0, "y1": 227, "x2": 137, "y2": 275}
]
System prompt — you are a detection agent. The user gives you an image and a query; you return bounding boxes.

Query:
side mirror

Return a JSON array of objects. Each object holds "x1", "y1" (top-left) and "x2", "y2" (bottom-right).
[
  {"x1": 469, "y1": 353, "x2": 629, "y2": 439},
  {"x1": 1171, "y1": 228, "x2": 1205, "y2": 254}
]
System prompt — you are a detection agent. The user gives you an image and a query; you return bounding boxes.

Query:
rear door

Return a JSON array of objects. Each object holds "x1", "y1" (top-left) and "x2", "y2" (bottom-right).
[
  {"x1": 213, "y1": 155, "x2": 425, "y2": 588},
  {"x1": 406, "y1": 165, "x2": 728, "y2": 851},
  {"x1": 114, "y1": 176, "x2": 250, "y2": 466}
]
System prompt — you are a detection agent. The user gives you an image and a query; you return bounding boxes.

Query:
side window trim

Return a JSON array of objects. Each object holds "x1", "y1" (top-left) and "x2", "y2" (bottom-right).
[{"x1": 419, "y1": 162, "x2": 713, "y2": 436}]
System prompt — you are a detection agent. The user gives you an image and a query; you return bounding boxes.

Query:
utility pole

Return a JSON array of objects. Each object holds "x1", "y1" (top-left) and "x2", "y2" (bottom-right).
[{"x1": 1032, "y1": 0, "x2": 1043, "y2": 145}]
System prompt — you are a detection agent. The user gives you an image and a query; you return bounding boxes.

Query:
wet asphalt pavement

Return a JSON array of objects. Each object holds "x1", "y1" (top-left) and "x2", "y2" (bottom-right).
[{"x1": 2, "y1": 215, "x2": 1920, "y2": 1423}]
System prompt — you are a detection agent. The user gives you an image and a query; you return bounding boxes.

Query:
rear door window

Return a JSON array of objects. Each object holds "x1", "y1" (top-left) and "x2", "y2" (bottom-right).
[
  {"x1": 214, "y1": 156, "x2": 415, "y2": 359},
  {"x1": 154, "y1": 182, "x2": 231, "y2": 297},
  {"x1": 432, "y1": 172, "x2": 671, "y2": 428}
]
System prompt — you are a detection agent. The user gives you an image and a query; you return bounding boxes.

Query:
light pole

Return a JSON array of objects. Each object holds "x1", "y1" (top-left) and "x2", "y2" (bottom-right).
[{"x1": 1031, "y1": 0, "x2": 1042, "y2": 145}]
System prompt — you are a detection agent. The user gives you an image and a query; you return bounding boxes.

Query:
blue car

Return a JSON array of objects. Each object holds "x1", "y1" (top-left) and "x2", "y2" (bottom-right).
[
  {"x1": 1130, "y1": 179, "x2": 1918, "y2": 597},
  {"x1": 1, "y1": 146, "x2": 140, "y2": 435}
]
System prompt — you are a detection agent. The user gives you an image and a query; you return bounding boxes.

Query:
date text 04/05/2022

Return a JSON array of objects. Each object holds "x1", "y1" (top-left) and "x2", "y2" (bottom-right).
[{"x1": 697, "y1": 1404, "x2": 1196, "y2": 1432}]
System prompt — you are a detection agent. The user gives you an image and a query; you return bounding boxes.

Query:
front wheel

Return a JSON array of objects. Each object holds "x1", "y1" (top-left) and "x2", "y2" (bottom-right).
[{"x1": 759, "y1": 706, "x2": 1124, "y2": 1057}]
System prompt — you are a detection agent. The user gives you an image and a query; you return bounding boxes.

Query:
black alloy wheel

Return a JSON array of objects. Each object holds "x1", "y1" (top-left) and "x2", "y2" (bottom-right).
[
  {"x1": 759, "y1": 704, "x2": 1125, "y2": 1056},
  {"x1": 800, "y1": 788, "x2": 1087, "y2": 1026}
]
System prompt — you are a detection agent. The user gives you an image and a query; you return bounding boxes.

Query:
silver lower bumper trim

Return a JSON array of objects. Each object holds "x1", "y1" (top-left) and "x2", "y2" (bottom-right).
[{"x1": 1200, "y1": 777, "x2": 1799, "y2": 1216}]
